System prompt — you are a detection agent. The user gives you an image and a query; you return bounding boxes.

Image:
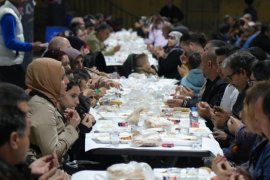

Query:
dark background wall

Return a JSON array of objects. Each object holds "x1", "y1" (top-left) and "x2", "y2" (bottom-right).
[{"x1": 34, "y1": 0, "x2": 270, "y2": 41}]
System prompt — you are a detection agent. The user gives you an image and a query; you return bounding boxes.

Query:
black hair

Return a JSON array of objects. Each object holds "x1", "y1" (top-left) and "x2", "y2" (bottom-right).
[
  {"x1": 66, "y1": 78, "x2": 81, "y2": 91},
  {"x1": 188, "y1": 52, "x2": 201, "y2": 69},
  {"x1": 207, "y1": 40, "x2": 226, "y2": 49},
  {"x1": 252, "y1": 60, "x2": 270, "y2": 81},
  {"x1": 215, "y1": 44, "x2": 240, "y2": 57},
  {"x1": 43, "y1": 49, "x2": 66, "y2": 61},
  {"x1": 0, "y1": 106, "x2": 26, "y2": 146},
  {"x1": 73, "y1": 69, "x2": 91, "y2": 81},
  {"x1": 180, "y1": 33, "x2": 207, "y2": 47},
  {"x1": 84, "y1": 14, "x2": 96, "y2": 28},
  {"x1": 0, "y1": 159, "x2": 23, "y2": 180},
  {"x1": 223, "y1": 50, "x2": 257, "y2": 77},
  {"x1": 69, "y1": 23, "x2": 83, "y2": 36},
  {"x1": 67, "y1": 36, "x2": 86, "y2": 51},
  {"x1": 204, "y1": 40, "x2": 226, "y2": 64},
  {"x1": 260, "y1": 22, "x2": 270, "y2": 34},
  {"x1": 0, "y1": 83, "x2": 29, "y2": 107},
  {"x1": 95, "y1": 22, "x2": 110, "y2": 32},
  {"x1": 247, "y1": 47, "x2": 267, "y2": 61}
]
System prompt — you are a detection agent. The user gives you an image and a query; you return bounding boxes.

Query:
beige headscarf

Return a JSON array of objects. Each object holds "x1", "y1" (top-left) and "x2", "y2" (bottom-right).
[{"x1": 26, "y1": 58, "x2": 64, "y2": 106}]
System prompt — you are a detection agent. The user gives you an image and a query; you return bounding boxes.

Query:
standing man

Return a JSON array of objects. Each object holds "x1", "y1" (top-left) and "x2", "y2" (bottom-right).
[
  {"x1": 160, "y1": 0, "x2": 184, "y2": 25},
  {"x1": 0, "y1": 0, "x2": 44, "y2": 88}
]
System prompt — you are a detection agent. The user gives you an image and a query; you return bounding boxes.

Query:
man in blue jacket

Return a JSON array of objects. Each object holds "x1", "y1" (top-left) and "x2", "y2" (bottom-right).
[{"x1": 0, "y1": 0, "x2": 44, "y2": 88}]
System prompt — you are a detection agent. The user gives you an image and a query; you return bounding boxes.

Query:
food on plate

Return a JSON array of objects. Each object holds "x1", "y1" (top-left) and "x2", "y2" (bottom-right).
[
  {"x1": 95, "y1": 123, "x2": 115, "y2": 132},
  {"x1": 107, "y1": 161, "x2": 154, "y2": 180},
  {"x1": 189, "y1": 127, "x2": 211, "y2": 136},
  {"x1": 167, "y1": 117, "x2": 181, "y2": 124},
  {"x1": 119, "y1": 132, "x2": 132, "y2": 142},
  {"x1": 110, "y1": 99, "x2": 123, "y2": 106},
  {"x1": 199, "y1": 167, "x2": 212, "y2": 174},
  {"x1": 93, "y1": 133, "x2": 110, "y2": 143},
  {"x1": 144, "y1": 117, "x2": 173, "y2": 129},
  {"x1": 132, "y1": 130, "x2": 162, "y2": 147},
  {"x1": 126, "y1": 107, "x2": 145, "y2": 125},
  {"x1": 180, "y1": 135, "x2": 198, "y2": 140},
  {"x1": 173, "y1": 107, "x2": 190, "y2": 112}
]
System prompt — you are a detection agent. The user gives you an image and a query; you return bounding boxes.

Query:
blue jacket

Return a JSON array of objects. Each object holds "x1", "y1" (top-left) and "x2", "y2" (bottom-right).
[
  {"x1": 180, "y1": 68, "x2": 205, "y2": 94},
  {"x1": 249, "y1": 138, "x2": 270, "y2": 179},
  {"x1": 1, "y1": 14, "x2": 31, "y2": 51}
]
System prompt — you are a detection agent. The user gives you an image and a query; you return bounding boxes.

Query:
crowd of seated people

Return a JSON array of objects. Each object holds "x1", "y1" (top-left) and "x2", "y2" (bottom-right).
[{"x1": 1, "y1": 2, "x2": 270, "y2": 179}]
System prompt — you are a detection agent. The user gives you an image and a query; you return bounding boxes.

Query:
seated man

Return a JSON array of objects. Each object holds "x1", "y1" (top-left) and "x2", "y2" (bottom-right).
[
  {"x1": 166, "y1": 40, "x2": 227, "y2": 130},
  {"x1": 0, "y1": 83, "x2": 67, "y2": 179},
  {"x1": 212, "y1": 81, "x2": 270, "y2": 179}
]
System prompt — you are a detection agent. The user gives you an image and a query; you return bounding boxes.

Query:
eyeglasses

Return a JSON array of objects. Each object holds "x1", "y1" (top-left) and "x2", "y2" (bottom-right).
[{"x1": 227, "y1": 71, "x2": 238, "y2": 81}]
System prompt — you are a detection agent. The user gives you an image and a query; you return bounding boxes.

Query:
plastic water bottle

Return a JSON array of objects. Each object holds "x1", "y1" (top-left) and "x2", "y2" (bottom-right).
[{"x1": 190, "y1": 107, "x2": 199, "y2": 128}]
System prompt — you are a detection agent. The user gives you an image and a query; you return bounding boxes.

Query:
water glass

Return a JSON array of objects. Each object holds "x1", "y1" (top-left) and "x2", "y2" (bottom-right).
[
  {"x1": 180, "y1": 126, "x2": 189, "y2": 135},
  {"x1": 110, "y1": 131, "x2": 119, "y2": 145},
  {"x1": 167, "y1": 168, "x2": 181, "y2": 180},
  {"x1": 192, "y1": 135, "x2": 202, "y2": 149}
]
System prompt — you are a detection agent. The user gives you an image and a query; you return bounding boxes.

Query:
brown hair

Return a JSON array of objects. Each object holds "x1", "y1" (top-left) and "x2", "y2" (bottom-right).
[
  {"x1": 244, "y1": 81, "x2": 270, "y2": 128},
  {"x1": 134, "y1": 53, "x2": 148, "y2": 68}
]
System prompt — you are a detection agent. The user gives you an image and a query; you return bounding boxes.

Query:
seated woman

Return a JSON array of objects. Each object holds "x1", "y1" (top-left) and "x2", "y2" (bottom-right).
[
  {"x1": 26, "y1": 58, "x2": 80, "y2": 160},
  {"x1": 180, "y1": 52, "x2": 205, "y2": 95},
  {"x1": 155, "y1": 31, "x2": 182, "y2": 79},
  {"x1": 122, "y1": 53, "x2": 157, "y2": 78}
]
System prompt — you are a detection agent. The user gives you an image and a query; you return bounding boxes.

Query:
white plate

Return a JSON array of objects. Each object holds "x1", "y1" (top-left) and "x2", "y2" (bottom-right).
[
  {"x1": 161, "y1": 135, "x2": 198, "y2": 146},
  {"x1": 98, "y1": 112, "x2": 130, "y2": 120},
  {"x1": 92, "y1": 132, "x2": 132, "y2": 144},
  {"x1": 189, "y1": 128, "x2": 211, "y2": 136}
]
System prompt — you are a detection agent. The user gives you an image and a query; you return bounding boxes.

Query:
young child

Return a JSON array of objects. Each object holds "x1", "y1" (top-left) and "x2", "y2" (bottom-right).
[
  {"x1": 134, "y1": 53, "x2": 157, "y2": 76},
  {"x1": 180, "y1": 52, "x2": 205, "y2": 94},
  {"x1": 122, "y1": 53, "x2": 157, "y2": 77}
]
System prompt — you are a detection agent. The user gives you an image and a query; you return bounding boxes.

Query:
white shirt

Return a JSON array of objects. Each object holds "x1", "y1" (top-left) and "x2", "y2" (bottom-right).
[{"x1": 220, "y1": 84, "x2": 239, "y2": 113}]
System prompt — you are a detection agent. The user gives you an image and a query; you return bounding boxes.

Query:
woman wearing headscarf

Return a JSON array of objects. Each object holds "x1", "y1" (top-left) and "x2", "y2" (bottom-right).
[
  {"x1": 26, "y1": 58, "x2": 80, "y2": 160},
  {"x1": 155, "y1": 31, "x2": 183, "y2": 79}
]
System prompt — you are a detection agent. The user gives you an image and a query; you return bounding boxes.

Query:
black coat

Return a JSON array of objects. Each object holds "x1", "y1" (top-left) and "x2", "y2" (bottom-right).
[{"x1": 158, "y1": 47, "x2": 182, "y2": 79}]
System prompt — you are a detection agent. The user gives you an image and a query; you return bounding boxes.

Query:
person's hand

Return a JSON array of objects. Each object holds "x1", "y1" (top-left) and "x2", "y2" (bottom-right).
[
  {"x1": 38, "y1": 168, "x2": 68, "y2": 180},
  {"x1": 212, "y1": 130, "x2": 228, "y2": 141},
  {"x1": 155, "y1": 47, "x2": 165, "y2": 59},
  {"x1": 30, "y1": 153, "x2": 59, "y2": 176},
  {"x1": 177, "y1": 65, "x2": 189, "y2": 77},
  {"x1": 227, "y1": 116, "x2": 243, "y2": 135},
  {"x1": 32, "y1": 42, "x2": 46, "y2": 52},
  {"x1": 211, "y1": 154, "x2": 235, "y2": 179},
  {"x1": 64, "y1": 109, "x2": 81, "y2": 128},
  {"x1": 147, "y1": 44, "x2": 155, "y2": 54},
  {"x1": 165, "y1": 99, "x2": 183, "y2": 108},
  {"x1": 181, "y1": 86, "x2": 194, "y2": 97},
  {"x1": 30, "y1": 154, "x2": 53, "y2": 175},
  {"x1": 212, "y1": 106, "x2": 230, "y2": 129},
  {"x1": 83, "y1": 89, "x2": 96, "y2": 97},
  {"x1": 211, "y1": 154, "x2": 227, "y2": 171},
  {"x1": 228, "y1": 173, "x2": 245, "y2": 180},
  {"x1": 197, "y1": 102, "x2": 212, "y2": 120},
  {"x1": 81, "y1": 113, "x2": 96, "y2": 128},
  {"x1": 109, "y1": 81, "x2": 121, "y2": 89},
  {"x1": 113, "y1": 45, "x2": 121, "y2": 53}
]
